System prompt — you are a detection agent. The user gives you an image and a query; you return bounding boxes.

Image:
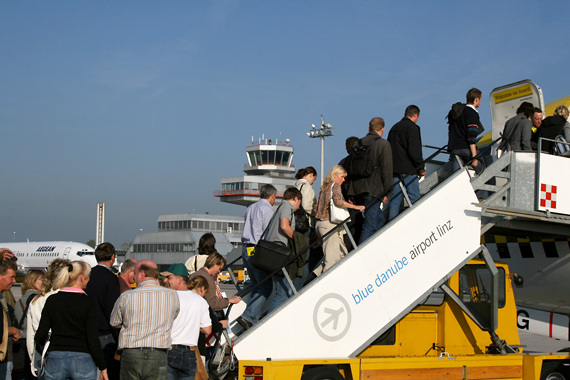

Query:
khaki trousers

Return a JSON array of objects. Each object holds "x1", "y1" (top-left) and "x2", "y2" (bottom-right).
[{"x1": 313, "y1": 220, "x2": 348, "y2": 276}]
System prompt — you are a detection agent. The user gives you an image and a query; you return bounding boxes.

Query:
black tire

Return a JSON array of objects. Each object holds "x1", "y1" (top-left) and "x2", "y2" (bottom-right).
[
  {"x1": 540, "y1": 361, "x2": 569, "y2": 380},
  {"x1": 301, "y1": 367, "x2": 345, "y2": 380}
]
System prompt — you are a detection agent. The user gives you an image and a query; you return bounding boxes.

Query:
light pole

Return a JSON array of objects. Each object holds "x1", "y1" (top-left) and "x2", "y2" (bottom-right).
[{"x1": 307, "y1": 115, "x2": 335, "y2": 186}]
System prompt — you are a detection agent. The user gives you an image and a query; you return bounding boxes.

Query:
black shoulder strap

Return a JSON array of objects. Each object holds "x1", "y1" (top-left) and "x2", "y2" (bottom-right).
[
  {"x1": 18, "y1": 295, "x2": 35, "y2": 330},
  {"x1": 259, "y1": 204, "x2": 283, "y2": 242}
]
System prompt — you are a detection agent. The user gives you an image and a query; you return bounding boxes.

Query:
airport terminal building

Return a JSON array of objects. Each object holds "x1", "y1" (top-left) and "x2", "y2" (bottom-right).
[{"x1": 126, "y1": 213, "x2": 244, "y2": 270}]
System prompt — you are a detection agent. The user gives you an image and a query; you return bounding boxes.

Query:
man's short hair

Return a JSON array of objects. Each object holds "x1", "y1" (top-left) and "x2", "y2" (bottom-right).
[
  {"x1": 204, "y1": 252, "x2": 226, "y2": 269},
  {"x1": 283, "y1": 187, "x2": 302, "y2": 201},
  {"x1": 345, "y1": 136, "x2": 359, "y2": 154},
  {"x1": 466, "y1": 88, "x2": 482, "y2": 104},
  {"x1": 120, "y1": 259, "x2": 137, "y2": 274},
  {"x1": 259, "y1": 184, "x2": 277, "y2": 200},
  {"x1": 138, "y1": 263, "x2": 159, "y2": 279},
  {"x1": 95, "y1": 242, "x2": 116, "y2": 262},
  {"x1": 405, "y1": 105, "x2": 420, "y2": 118},
  {"x1": 533, "y1": 107, "x2": 543, "y2": 115},
  {"x1": 0, "y1": 258, "x2": 17, "y2": 276},
  {"x1": 369, "y1": 117, "x2": 385, "y2": 132}
]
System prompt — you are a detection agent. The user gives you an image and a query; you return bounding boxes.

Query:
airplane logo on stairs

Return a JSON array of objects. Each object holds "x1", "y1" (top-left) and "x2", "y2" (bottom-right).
[{"x1": 313, "y1": 293, "x2": 352, "y2": 342}]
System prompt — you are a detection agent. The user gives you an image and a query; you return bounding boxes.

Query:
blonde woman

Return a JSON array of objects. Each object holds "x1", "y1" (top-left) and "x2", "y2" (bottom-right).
[
  {"x1": 26, "y1": 258, "x2": 71, "y2": 376},
  {"x1": 313, "y1": 165, "x2": 365, "y2": 276},
  {"x1": 14, "y1": 270, "x2": 45, "y2": 378},
  {"x1": 35, "y1": 261, "x2": 107, "y2": 380}
]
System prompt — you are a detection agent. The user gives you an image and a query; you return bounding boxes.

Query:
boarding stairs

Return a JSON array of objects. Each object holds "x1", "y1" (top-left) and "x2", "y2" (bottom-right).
[{"x1": 217, "y1": 142, "x2": 570, "y2": 368}]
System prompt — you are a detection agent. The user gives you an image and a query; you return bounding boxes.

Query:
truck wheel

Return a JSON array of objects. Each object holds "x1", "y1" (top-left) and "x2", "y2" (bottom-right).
[
  {"x1": 301, "y1": 367, "x2": 345, "y2": 380},
  {"x1": 541, "y1": 361, "x2": 568, "y2": 380}
]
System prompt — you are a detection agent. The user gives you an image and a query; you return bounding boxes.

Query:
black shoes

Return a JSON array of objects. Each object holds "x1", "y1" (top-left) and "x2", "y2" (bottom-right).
[{"x1": 236, "y1": 316, "x2": 253, "y2": 331}]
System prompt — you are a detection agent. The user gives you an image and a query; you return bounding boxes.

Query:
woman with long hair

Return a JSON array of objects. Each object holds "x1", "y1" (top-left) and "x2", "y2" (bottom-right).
[
  {"x1": 185, "y1": 233, "x2": 216, "y2": 275},
  {"x1": 14, "y1": 270, "x2": 45, "y2": 380},
  {"x1": 295, "y1": 167, "x2": 317, "y2": 230},
  {"x1": 26, "y1": 258, "x2": 71, "y2": 376},
  {"x1": 312, "y1": 165, "x2": 365, "y2": 277},
  {"x1": 35, "y1": 261, "x2": 107, "y2": 380}
]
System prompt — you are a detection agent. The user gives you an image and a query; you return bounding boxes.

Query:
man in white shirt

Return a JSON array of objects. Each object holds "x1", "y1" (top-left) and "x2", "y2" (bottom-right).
[{"x1": 162, "y1": 264, "x2": 211, "y2": 380}]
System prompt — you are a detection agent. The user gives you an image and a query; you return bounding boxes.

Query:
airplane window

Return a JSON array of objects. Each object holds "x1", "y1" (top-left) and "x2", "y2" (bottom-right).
[{"x1": 76, "y1": 251, "x2": 85, "y2": 257}]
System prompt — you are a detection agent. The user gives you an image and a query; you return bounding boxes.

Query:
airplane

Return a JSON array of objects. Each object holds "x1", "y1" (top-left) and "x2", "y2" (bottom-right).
[
  {"x1": 474, "y1": 80, "x2": 570, "y2": 341},
  {"x1": 0, "y1": 241, "x2": 98, "y2": 276}
]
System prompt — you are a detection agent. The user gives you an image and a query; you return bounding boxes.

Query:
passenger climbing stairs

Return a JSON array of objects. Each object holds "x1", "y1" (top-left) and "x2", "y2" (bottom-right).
[{"x1": 225, "y1": 147, "x2": 570, "y2": 363}]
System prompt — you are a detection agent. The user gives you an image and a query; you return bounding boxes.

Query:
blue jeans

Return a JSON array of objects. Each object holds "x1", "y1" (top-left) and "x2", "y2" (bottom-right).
[
  {"x1": 268, "y1": 275, "x2": 292, "y2": 313},
  {"x1": 241, "y1": 246, "x2": 273, "y2": 324},
  {"x1": 167, "y1": 346, "x2": 197, "y2": 380},
  {"x1": 0, "y1": 362, "x2": 6, "y2": 380},
  {"x1": 359, "y1": 195, "x2": 385, "y2": 244},
  {"x1": 44, "y1": 352, "x2": 97, "y2": 380},
  {"x1": 388, "y1": 174, "x2": 420, "y2": 221},
  {"x1": 121, "y1": 348, "x2": 167, "y2": 380},
  {"x1": 450, "y1": 149, "x2": 482, "y2": 174}
]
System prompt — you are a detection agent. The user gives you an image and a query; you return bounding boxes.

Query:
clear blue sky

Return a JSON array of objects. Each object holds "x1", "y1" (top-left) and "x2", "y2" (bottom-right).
[{"x1": 2, "y1": 1, "x2": 569, "y2": 246}]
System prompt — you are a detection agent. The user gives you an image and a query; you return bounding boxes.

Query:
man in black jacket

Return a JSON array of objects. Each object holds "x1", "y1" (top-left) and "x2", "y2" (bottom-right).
[
  {"x1": 448, "y1": 88, "x2": 483, "y2": 173},
  {"x1": 387, "y1": 105, "x2": 425, "y2": 221},
  {"x1": 85, "y1": 242, "x2": 121, "y2": 380},
  {"x1": 347, "y1": 117, "x2": 393, "y2": 244}
]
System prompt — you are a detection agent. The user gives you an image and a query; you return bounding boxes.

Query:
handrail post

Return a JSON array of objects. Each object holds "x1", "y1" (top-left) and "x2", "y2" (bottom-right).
[{"x1": 282, "y1": 268, "x2": 298, "y2": 295}]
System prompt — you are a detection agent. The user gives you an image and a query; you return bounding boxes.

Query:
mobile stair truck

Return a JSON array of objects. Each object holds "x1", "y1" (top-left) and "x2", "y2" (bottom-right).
[{"x1": 215, "y1": 81, "x2": 570, "y2": 380}]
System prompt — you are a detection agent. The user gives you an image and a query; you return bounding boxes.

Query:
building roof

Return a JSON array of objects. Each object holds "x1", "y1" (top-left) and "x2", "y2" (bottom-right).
[{"x1": 157, "y1": 213, "x2": 243, "y2": 223}]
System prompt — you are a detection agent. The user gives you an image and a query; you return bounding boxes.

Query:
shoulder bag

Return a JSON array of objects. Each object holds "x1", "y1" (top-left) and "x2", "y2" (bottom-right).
[
  {"x1": 252, "y1": 204, "x2": 295, "y2": 275},
  {"x1": 330, "y1": 183, "x2": 350, "y2": 224}
]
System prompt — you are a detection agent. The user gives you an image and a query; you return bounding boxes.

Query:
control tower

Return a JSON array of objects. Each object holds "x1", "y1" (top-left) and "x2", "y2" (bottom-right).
[{"x1": 214, "y1": 136, "x2": 296, "y2": 207}]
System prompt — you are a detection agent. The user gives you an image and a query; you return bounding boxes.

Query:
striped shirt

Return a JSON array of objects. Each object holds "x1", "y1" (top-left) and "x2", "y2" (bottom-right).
[{"x1": 110, "y1": 279, "x2": 180, "y2": 349}]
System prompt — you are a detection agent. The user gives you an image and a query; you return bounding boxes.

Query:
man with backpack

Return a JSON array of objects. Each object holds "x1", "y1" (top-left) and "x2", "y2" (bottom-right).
[
  {"x1": 346, "y1": 117, "x2": 393, "y2": 244},
  {"x1": 447, "y1": 88, "x2": 483, "y2": 173}
]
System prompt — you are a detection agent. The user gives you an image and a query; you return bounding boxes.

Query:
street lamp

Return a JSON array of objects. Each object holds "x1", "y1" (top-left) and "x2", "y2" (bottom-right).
[{"x1": 307, "y1": 115, "x2": 335, "y2": 186}]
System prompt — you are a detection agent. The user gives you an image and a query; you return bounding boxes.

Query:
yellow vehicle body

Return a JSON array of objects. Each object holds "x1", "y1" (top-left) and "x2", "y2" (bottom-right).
[
  {"x1": 233, "y1": 270, "x2": 245, "y2": 283},
  {"x1": 237, "y1": 260, "x2": 570, "y2": 380},
  {"x1": 218, "y1": 271, "x2": 231, "y2": 282}
]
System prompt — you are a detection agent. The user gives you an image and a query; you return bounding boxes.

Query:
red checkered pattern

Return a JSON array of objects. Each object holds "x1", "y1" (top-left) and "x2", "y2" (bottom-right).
[{"x1": 540, "y1": 183, "x2": 557, "y2": 209}]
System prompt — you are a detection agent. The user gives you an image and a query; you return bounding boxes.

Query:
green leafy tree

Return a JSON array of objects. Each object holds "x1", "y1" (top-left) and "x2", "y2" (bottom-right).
[{"x1": 86, "y1": 239, "x2": 95, "y2": 248}]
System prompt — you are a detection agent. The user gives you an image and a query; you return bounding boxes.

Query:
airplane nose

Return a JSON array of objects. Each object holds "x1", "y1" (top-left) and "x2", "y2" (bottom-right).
[{"x1": 83, "y1": 256, "x2": 98, "y2": 268}]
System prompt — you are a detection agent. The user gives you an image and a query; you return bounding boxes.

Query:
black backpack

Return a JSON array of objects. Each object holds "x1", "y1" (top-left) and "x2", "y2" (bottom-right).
[
  {"x1": 446, "y1": 102, "x2": 465, "y2": 125},
  {"x1": 346, "y1": 139, "x2": 376, "y2": 180},
  {"x1": 446, "y1": 102, "x2": 485, "y2": 135}
]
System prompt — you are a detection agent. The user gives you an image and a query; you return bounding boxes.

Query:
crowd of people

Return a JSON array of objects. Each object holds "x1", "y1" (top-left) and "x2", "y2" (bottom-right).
[
  {"x1": 1, "y1": 88, "x2": 567, "y2": 380},
  {"x1": 0, "y1": 241, "x2": 242, "y2": 380},
  {"x1": 237, "y1": 88, "x2": 485, "y2": 328}
]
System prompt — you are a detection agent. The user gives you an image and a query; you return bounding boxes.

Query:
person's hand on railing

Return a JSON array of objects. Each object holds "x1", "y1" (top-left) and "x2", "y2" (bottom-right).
[
  {"x1": 220, "y1": 320, "x2": 229, "y2": 329},
  {"x1": 228, "y1": 296, "x2": 242, "y2": 304}
]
